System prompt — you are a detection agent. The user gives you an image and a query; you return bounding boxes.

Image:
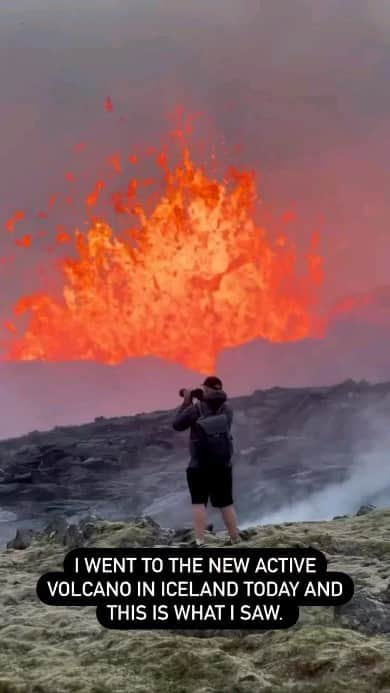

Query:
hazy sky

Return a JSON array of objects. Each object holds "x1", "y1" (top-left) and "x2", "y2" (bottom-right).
[{"x1": 1, "y1": 0, "x2": 390, "y2": 319}]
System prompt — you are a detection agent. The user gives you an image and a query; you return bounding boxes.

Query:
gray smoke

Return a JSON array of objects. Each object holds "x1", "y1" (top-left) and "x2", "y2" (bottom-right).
[{"x1": 245, "y1": 416, "x2": 390, "y2": 527}]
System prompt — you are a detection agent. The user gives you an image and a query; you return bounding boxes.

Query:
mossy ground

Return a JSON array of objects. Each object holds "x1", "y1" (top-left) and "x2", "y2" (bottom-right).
[{"x1": 1, "y1": 510, "x2": 390, "y2": 692}]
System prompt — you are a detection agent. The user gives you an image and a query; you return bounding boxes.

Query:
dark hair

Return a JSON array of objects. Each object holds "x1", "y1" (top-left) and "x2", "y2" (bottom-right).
[{"x1": 203, "y1": 376, "x2": 223, "y2": 390}]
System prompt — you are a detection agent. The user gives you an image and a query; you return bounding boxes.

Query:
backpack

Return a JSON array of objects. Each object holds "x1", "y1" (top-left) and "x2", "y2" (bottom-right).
[{"x1": 193, "y1": 402, "x2": 233, "y2": 468}]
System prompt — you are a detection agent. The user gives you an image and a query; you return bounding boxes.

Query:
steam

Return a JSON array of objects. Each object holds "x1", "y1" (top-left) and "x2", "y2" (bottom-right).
[
  {"x1": 242, "y1": 432, "x2": 390, "y2": 528},
  {"x1": 239, "y1": 404, "x2": 390, "y2": 528}
]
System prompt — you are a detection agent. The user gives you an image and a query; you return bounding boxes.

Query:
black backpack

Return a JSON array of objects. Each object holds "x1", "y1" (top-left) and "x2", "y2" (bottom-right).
[{"x1": 193, "y1": 402, "x2": 233, "y2": 468}]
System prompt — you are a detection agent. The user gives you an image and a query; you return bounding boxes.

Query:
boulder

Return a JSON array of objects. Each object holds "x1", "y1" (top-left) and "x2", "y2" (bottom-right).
[
  {"x1": 5, "y1": 513, "x2": 105, "y2": 549},
  {"x1": 239, "y1": 528, "x2": 258, "y2": 540},
  {"x1": 43, "y1": 515, "x2": 69, "y2": 543},
  {"x1": 356, "y1": 504, "x2": 376, "y2": 516},
  {"x1": 172, "y1": 527, "x2": 194, "y2": 543},
  {"x1": 7, "y1": 528, "x2": 38, "y2": 550},
  {"x1": 332, "y1": 514, "x2": 350, "y2": 520},
  {"x1": 334, "y1": 591, "x2": 390, "y2": 634}
]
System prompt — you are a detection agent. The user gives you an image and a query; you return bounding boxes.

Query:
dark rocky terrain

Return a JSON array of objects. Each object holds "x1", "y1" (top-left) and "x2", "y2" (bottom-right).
[{"x1": 1, "y1": 378, "x2": 389, "y2": 548}]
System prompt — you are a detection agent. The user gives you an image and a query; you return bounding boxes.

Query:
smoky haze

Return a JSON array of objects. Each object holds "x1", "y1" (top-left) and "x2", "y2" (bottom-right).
[{"x1": 246, "y1": 409, "x2": 390, "y2": 528}]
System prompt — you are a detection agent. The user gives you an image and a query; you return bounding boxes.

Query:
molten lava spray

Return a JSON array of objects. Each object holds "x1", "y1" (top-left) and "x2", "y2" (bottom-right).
[{"x1": 3, "y1": 128, "x2": 324, "y2": 373}]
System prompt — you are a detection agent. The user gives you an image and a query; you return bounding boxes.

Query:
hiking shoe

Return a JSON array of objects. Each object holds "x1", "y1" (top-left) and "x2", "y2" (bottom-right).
[
  {"x1": 188, "y1": 539, "x2": 207, "y2": 548},
  {"x1": 223, "y1": 537, "x2": 242, "y2": 546}
]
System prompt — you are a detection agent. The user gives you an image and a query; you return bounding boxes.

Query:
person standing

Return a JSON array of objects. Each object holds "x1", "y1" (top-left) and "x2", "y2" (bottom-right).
[{"x1": 172, "y1": 376, "x2": 240, "y2": 547}]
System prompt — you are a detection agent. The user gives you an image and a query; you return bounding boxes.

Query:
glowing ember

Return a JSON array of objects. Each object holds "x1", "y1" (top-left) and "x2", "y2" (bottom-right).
[
  {"x1": 6, "y1": 209, "x2": 25, "y2": 233},
  {"x1": 105, "y1": 96, "x2": 114, "y2": 112},
  {"x1": 3, "y1": 135, "x2": 324, "y2": 373},
  {"x1": 14, "y1": 234, "x2": 32, "y2": 248}
]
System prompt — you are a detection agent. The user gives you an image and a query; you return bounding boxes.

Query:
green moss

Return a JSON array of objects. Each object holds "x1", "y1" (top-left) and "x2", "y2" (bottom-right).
[{"x1": 2, "y1": 511, "x2": 390, "y2": 692}]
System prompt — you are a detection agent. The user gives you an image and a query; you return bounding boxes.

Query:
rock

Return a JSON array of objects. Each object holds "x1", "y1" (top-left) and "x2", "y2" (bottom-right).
[
  {"x1": 7, "y1": 528, "x2": 38, "y2": 550},
  {"x1": 82, "y1": 457, "x2": 106, "y2": 467},
  {"x1": 332, "y1": 515, "x2": 350, "y2": 520},
  {"x1": 134, "y1": 516, "x2": 175, "y2": 546},
  {"x1": 334, "y1": 592, "x2": 390, "y2": 634},
  {"x1": 356, "y1": 504, "x2": 376, "y2": 516},
  {"x1": 79, "y1": 511, "x2": 103, "y2": 529},
  {"x1": 38, "y1": 446, "x2": 69, "y2": 468},
  {"x1": 43, "y1": 515, "x2": 69, "y2": 543},
  {"x1": 172, "y1": 527, "x2": 194, "y2": 543},
  {"x1": 239, "y1": 527, "x2": 258, "y2": 540},
  {"x1": 138, "y1": 515, "x2": 161, "y2": 530},
  {"x1": 378, "y1": 582, "x2": 390, "y2": 604},
  {"x1": 63, "y1": 523, "x2": 86, "y2": 548},
  {"x1": 38, "y1": 513, "x2": 104, "y2": 547},
  {"x1": 172, "y1": 524, "x2": 213, "y2": 544},
  {"x1": 63, "y1": 512, "x2": 106, "y2": 547}
]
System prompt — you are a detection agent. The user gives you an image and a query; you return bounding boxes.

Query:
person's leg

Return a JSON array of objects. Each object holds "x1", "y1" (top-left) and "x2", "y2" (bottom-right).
[
  {"x1": 220, "y1": 505, "x2": 240, "y2": 542},
  {"x1": 186, "y1": 467, "x2": 208, "y2": 544},
  {"x1": 210, "y1": 465, "x2": 240, "y2": 541},
  {"x1": 192, "y1": 503, "x2": 208, "y2": 543}
]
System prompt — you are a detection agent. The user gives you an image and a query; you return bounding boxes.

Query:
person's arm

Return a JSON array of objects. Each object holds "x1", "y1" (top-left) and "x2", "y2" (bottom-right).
[
  {"x1": 172, "y1": 390, "x2": 200, "y2": 431},
  {"x1": 224, "y1": 403, "x2": 233, "y2": 430},
  {"x1": 172, "y1": 403, "x2": 200, "y2": 431}
]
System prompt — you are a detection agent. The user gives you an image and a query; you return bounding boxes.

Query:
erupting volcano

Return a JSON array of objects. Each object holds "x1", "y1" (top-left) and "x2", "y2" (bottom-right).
[{"x1": 2, "y1": 120, "x2": 325, "y2": 373}]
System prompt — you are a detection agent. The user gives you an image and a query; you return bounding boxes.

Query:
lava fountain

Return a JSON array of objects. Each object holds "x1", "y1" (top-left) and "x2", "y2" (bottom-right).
[{"x1": 2, "y1": 124, "x2": 324, "y2": 373}]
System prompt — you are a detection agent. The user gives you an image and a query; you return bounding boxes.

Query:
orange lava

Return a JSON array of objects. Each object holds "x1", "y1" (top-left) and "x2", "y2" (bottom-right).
[{"x1": 3, "y1": 138, "x2": 324, "y2": 373}]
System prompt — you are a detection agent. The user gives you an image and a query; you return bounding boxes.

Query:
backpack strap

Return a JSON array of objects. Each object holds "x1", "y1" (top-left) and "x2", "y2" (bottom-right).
[
  {"x1": 198, "y1": 401, "x2": 225, "y2": 417},
  {"x1": 196, "y1": 401, "x2": 204, "y2": 418}
]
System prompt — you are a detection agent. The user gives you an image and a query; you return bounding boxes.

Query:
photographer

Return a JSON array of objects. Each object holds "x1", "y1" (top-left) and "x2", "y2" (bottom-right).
[{"x1": 172, "y1": 376, "x2": 240, "y2": 547}]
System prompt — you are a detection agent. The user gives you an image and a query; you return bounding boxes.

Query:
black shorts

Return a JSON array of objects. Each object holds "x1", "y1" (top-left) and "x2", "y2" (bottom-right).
[{"x1": 186, "y1": 465, "x2": 233, "y2": 508}]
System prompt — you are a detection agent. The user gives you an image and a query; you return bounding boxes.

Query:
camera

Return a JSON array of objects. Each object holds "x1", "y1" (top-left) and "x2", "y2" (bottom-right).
[{"x1": 179, "y1": 387, "x2": 204, "y2": 400}]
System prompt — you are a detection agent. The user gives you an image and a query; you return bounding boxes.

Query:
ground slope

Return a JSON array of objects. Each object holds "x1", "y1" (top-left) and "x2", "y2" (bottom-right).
[{"x1": 1, "y1": 508, "x2": 390, "y2": 693}]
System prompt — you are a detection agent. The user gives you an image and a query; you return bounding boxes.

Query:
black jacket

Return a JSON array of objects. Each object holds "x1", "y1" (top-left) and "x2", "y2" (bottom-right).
[{"x1": 172, "y1": 389, "x2": 233, "y2": 469}]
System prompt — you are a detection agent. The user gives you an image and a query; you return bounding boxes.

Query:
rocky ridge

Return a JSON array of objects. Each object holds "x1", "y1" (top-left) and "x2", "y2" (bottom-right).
[
  {"x1": 2, "y1": 506, "x2": 390, "y2": 692},
  {"x1": 0, "y1": 378, "x2": 390, "y2": 547}
]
